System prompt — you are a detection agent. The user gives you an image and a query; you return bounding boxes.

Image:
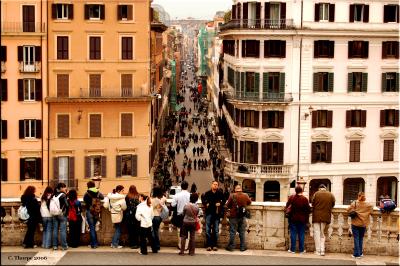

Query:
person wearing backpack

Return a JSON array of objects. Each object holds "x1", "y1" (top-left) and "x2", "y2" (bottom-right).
[
  {"x1": 67, "y1": 189, "x2": 82, "y2": 248},
  {"x1": 52, "y1": 183, "x2": 68, "y2": 250},
  {"x1": 83, "y1": 181, "x2": 104, "y2": 249},
  {"x1": 124, "y1": 185, "x2": 140, "y2": 249},
  {"x1": 21, "y1": 186, "x2": 41, "y2": 249},
  {"x1": 40, "y1": 186, "x2": 54, "y2": 249},
  {"x1": 104, "y1": 185, "x2": 127, "y2": 248},
  {"x1": 151, "y1": 186, "x2": 167, "y2": 251},
  {"x1": 224, "y1": 184, "x2": 251, "y2": 252}
]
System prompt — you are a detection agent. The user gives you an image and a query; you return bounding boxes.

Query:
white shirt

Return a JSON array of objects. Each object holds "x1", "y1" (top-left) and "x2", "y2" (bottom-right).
[
  {"x1": 135, "y1": 202, "x2": 154, "y2": 228},
  {"x1": 171, "y1": 190, "x2": 190, "y2": 215}
]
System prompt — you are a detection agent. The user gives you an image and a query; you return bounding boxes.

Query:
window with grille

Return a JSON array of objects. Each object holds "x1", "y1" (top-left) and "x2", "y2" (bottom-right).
[
  {"x1": 57, "y1": 114, "x2": 69, "y2": 138},
  {"x1": 57, "y1": 36, "x2": 69, "y2": 60},
  {"x1": 121, "y1": 113, "x2": 133, "y2": 136},
  {"x1": 343, "y1": 178, "x2": 365, "y2": 204},
  {"x1": 89, "y1": 36, "x2": 101, "y2": 60},
  {"x1": 383, "y1": 140, "x2": 394, "y2": 161},
  {"x1": 349, "y1": 140, "x2": 360, "y2": 162},
  {"x1": 89, "y1": 114, "x2": 101, "y2": 137},
  {"x1": 121, "y1": 37, "x2": 133, "y2": 60}
]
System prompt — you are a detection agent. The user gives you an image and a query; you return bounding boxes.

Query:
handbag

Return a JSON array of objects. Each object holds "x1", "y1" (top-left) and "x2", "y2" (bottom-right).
[
  {"x1": 348, "y1": 201, "x2": 358, "y2": 219},
  {"x1": 284, "y1": 204, "x2": 292, "y2": 218}
]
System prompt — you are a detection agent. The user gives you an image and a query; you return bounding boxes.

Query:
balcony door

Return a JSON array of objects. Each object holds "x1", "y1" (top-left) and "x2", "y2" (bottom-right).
[
  {"x1": 23, "y1": 46, "x2": 35, "y2": 71},
  {"x1": 23, "y1": 5, "x2": 35, "y2": 32}
]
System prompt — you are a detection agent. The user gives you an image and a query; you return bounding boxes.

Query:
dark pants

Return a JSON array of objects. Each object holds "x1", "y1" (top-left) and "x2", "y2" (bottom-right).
[
  {"x1": 352, "y1": 225, "x2": 366, "y2": 257},
  {"x1": 127, "y1": 220, "x2": 140, "y2": 247},
  {"x1": 152, "y1": 216, "x2": 162, "y2": 250},
  {"x1": 139, "y1": 227, "x2": 156, "y2": 254},
  {"x1": 227, "y1": 217, "x2": 246, "y2": 250},
  {"x1": 180, "y1": 221, "x2": 196, "y2": 255},
  {"x1": 23, "y1": 219, "x2": 38, "y2": 248},
  {"x1": 68, "y1": 219, "x2": 82, "y2": 248},
  {"x1": 86, "y1": 210, "x2": 98, "y2": 248},
  {"x1": 289, "y1": 221, "x2": 306, "y2": 252},
  {"x1": 205, "y1": 214, "x2": 220, "y2": 248}
]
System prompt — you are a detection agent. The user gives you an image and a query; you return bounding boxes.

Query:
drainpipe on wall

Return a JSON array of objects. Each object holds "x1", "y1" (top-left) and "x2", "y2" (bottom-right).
[
  {"x1": 40, "y1": 0, "x2": 44, "y2": 187},
  {"x1": 296, "y1": 0, "x2": 304, "y2": 182},
  {"x1": 45, "y1": 0, "x2": 50, "y2": 187}
]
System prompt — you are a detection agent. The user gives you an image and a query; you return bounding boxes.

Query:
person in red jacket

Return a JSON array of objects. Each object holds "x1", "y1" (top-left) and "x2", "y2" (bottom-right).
[{"x1": 286, "y1": 186, "x2": 311, "y2": 254}]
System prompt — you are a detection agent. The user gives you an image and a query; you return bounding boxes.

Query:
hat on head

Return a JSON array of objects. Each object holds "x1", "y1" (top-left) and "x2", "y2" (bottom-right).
[{"x1": 318, "y1": 184, "x2": 326, "y2": 189}]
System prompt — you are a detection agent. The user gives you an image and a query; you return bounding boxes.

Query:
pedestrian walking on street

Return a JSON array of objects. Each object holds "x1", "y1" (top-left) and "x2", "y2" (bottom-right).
[
  {"x1": 179, "y1": 193, "x2": 200, "y2": 256},
  {"x1": 347, "y1": 192, "x2": 373, "y2": 259},
  {"x1": 202, "y1": 181, "x2": 225, "y2": 251},
  {"x1": 197, "y1": 147, "x2": 200, "y2": 156},
  {"x1": 135, "y1": 194, "x2": 157, "y2": 255},
  {"x1": 311, "y1": 184, "x2": 335, "y2": 256},
  {"x1": 225, "y1": 185, "x2": 252, "y2": 252},
  {"x1": 286, "y1": 186, "x2": 311, "y2": 254},
  {"x1": 67, "y1": 189, "x2": 82, "y2": 248},
  {"x1": 187, "y1": 163, "x2": 192, "y2": 176},
  {"x1": 125, "y1": 185, "x2": 140, "y2": 249},
  {"x1": 181, "y1": 169, "x2": 186, "y2": 182},
  {"x1": 194, "y1": 159, "x2": 197, "y2": 170},
  {"x1": 40, "y1": 186, "x2": 54, "y2": 249},
  {"x1": 22, "y1": 186, "x2": 41, "y2": 249},
  {"x1": 104, "y1": 185, "x2": 127, "y2": 249},
  {"x1": 176, "y1": 145, "x2": 181, "y2": 154},
  {"x1": 193, "y1": 147, "x2": 196, "y2": 157},
  {"x1": 190, "y1": 183, "x2": 197, "y2": 193}
]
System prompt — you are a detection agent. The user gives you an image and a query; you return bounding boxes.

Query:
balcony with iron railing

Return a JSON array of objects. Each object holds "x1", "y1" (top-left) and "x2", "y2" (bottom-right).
[
  {"x1": 19, "y1": 61, "x2": 41, "y2": 73},
  {"x1": 220, "y1": 19, "x2": 294, "y2": 31},
  {"x1": 226, "y1": 91, "x2": 293, "y2": 103},
  {"x1": 1, "y1": 22, "x2": 46, "y2": 34},
  {"x1": 224, "y1": 158, "x2": 293, "y2": 179}
]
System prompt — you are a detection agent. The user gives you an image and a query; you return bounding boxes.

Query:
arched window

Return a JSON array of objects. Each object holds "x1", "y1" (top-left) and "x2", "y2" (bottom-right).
[
  {"x1": 264, "y1": 181, "x2": 280, "y2": 202},
  {"x1": 309, "y1": 179, "x2": 331, "y2": 200},
  {"x1": 343, "y1": 178, "x2": 365, "y2": 205},
  {"x1": 377, "y1": 176, "x2": 398, "y2": 206},
  {"x1": 242, "y1": 179, "x2": 256, "y2": 201}
]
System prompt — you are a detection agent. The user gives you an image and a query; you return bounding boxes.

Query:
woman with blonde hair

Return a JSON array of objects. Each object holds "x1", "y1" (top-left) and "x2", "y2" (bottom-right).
[{"x1": 347, "y1": 192, "x2": 373, "y2": 259}]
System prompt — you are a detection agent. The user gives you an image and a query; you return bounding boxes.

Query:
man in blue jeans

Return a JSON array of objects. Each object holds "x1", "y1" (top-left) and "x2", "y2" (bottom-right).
[
  {"x1": 83, "y1": 181, "x2": 104, "y2": 249},
  {"x1": 225, "y1": 184, "x2": 251, "y2": 252},
  {"x1": 201, "y1": 181, "x2": 225, "y2": 251}
]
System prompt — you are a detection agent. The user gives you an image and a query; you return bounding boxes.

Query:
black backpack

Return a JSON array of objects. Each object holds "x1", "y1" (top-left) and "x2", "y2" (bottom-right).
[{"x1": 125, "y1": 197, "x2": 139, "y2": 219}]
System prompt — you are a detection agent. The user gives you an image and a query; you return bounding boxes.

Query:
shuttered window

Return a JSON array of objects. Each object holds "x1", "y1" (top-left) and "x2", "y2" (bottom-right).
[
  {"x1": 264, "y1": 40, "x2": 286, "y2": 58},
  {"x1": 348, "y1": 41, "x2": 369, "y2": 58},
  {"x1": 89, "y1": 36, "x2": 101, "y2": 60},
  {"x1": 0, "y1": 46, "x2": 6, "y2": 61},
  {"x1": 85, "y1": 156, "x2": 105, "y2": 178},
  {"x1": 239, "y1": 110, "x2": 259, "y2": 128},
  {"x1": 315, "y1": 3, "x2": 335, "y2": 22},
  {"x1": 19, "y1": 119, "x2": 41, "y2": 139},
  {"x1": 20, "y1": 158, "x2": 41, "y2": 180},
  {"x1": 121, "y1": 113, "x2": 133, "y2": 136},
  {"x1": 349, "y1": 4, "x2": 369, "y2": 22},
  {"x1": 349, "y1": 140, "x2": 361, "y2": 162},
  {"x1": 380, "y1": 109, "x2": 399, "y2": 127},
  {"x1": 89, "y1": 74, "x2": 101, "y2": 97},
  {"x1": 240, "y1": 141, "x2": 258, "y2": 164},
  {"x1": 227, "y1": 67, "x2": 235, "y2": 87},
  {"x1": 121, "y1": 37, "x2": 133, "y2": 60},
  {"x1": 381, "y1": 72, "x2": 399, "y2": 92},
  {"x1": 57, "y1": 74, "x2": 69, "y2": 97},
  {"x1": 348, "y1": 72, "x2": 368, "y2": 92},
  {"x1": 262, "y1": 111, "x2": 284, "y2": 129},
  {"x1": 121, "y1": 74, "x2": 133, "y2": 97},
  {"x1": 89, "y1": 114, "x2": 101, "y2": 137},
  {"x1": 52, "y1": 4, "x2": 73, "y2": 20},
  {"x1": 262, "y1": 142, "x2": 284, "y2": 165},
  {"x1": 314, "y1": 40, "x2": 334, "y2": 58},
  {"x1": 57, "y1": 114, "x2": 69, "y2": 138},
  {"x1": 313, "y1": 72, "x2": 333, "y2": 92},
  {"x1": 312, "y1": 110, "x2": 333, "y2": 128},
  {"x1": 311, "y1": 141, "x2": 332, "y2": 163},
  {"x1": 85, "y1": 5, "x2": 105, "y2": 20},
  {"x1": 116, "y1": 154, "x2": 137, "y2": 177},
  {"x1": 22, "y1": 5, "x2": 35, "y2": 32},
  {"x1": 383, "y1": 140, "x2": 394, "y2": 161},
  {"x1": 117, "y1": 5, "x2": 133, "y2": 21},
  {"x1": 383, "y1": 5, "x2": 399, "y2": 23},
  {"x1": 382, "y1": 41, "x2": 399, "y2": 59},
  {"x1": 223, "y1": 40, "x2": 235, "y2": 56},
  {"x1": 57, "y1": 36, "x2": 69, "y2": 60},
  {"x1": 346, "y1": 110, "x2": 367, "y2": 127},
  {"x1": 242, "y1": 40, "x2": 260, "y2": 58}
]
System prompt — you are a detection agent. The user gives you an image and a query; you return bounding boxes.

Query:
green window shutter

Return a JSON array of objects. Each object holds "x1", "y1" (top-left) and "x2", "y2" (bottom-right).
[
  {"x1": 241, "y1": 72, "x2": 245, "y2": 92},
  {"x1": 235, "y1": 71, "x2": 240, "y2": 92},
  {"x1": 348, "y1": 73, "x2": 353, "y2": 92},
  {"x1": 263, "y1": 72, "x2": 269, "y2": 93},
  {"x1": 313, "y1": 73, "x2": 318, "y2": 92},
  {"x1": 381, "y1": 73, "x2": 387, "y2": 92},
  {"x1": 396, "y1": 73, "x2": 399, "y2": 92},
  {"x1": 362, "y1": 73, "x2": 368, "y2": 92},
  {"x1": 254, "y1": 73, "x2": 259, "y2": 94},
  {"x1": 328, "y1": 73, "x2": 334, "y2": 92},
  {"x1": 279, "y1": 73, "x2": 285, "y2": 95}
]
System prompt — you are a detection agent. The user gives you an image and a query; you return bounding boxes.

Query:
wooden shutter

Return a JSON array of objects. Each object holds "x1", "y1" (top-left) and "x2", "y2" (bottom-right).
[
  {"x1": 116, "y1": 156, "x2": 122, "y2": 177},
  {"x1": 382, "y1": 73, "x2": 387, "y2": 92},
  {"x1": 20, "y1": 158, "x2": 25, "y2": 181},
  {"x1": 18, "y1": 46, "x2": 23, "y2": 61},
  {"x1": 311, "y1": 142, "x2": 317, "y2": 163},
  {"x1": 264, "y1": 41, "x2": 270, "y2": 57},
  {"x1": 36, "y1": 120, "x2": 42, "y2": 138},
  {"x1": 314, "y1": 3, "x2": 320, "y2": 22},
  {"x1": 383, "y1": 140, "x2": 394, "y2": 161},
  {"x1": 68, "y1": 4, "x2": 73, "y2": 19},
  {"x1": 280, "y1": 3, "x2": 286, "y2": 20},
  {"x1": 328, "y1": 73, "x2": 334, "y2": 92},
  {"x1": 277, "y1": 143, "x2": 284, "y2": 165},
  {"x1": 35, "y1": 79, "x2": 42, "y2": 101},
  {"x1": 329, "y1": 41, "x2": 334, "y2": 58},
  {"x1": 396, "y1": 73, "x2": 400, "y2": 92},
  {"x1": 131, "y1": 155, "x2": 138, "y2": 176},
  {"x1": 279, "y1": 73, "x2": 285, "y2": 94},
  {"x1": 127, "y1": 5, "x2": 133, "y2": 20},
  {"x1": 232, "y1": 5, "x2": 236, "y2": 19},
  {"x1": 263, "y1": 72, "x2": 269, "y2": 93},
  {"x1": 85, "y1": 156, "x2": 90, "y2": 178},
  {"x1": 243, "y1": 2, "x2": 248, "y2": 19},
  {"x1": 314, "y1": 41, "x2": 319, "y2": 58},
  {"x1": 36, "y1": 158, "x2": 42, "y2": 180},
  {"x1": 53, "y1": 157, "x2": 59, "y2": 180},
  {"x1": 349, "y1": 141, "x2": 360, "y2": 162},
  {"x1": 1, "y1": 79, "x2": 7, "y2": 101},
  {"x1": 256, "y1": 2, "x2": 261, "y2": 20},
  {"x1": 361, "y1": 110, "x2": 367, "y2": 127},
  {"x1": 380, "y1": 110, "x2": 385, "y2": 127},
  {"x1": 237, "y1": 3, "x2": 241, "y2": 19},
  {"x1": 312, "y1": 111, "x2": 317, "y2": 128},
  {"x1": 348, "y1": 73, "x2": 353, "y2": 92},
  {"x1": 57, "y1": 114, "x2": 69, "y2": 138},
  {"x1": 35, "y1": 46, "x2": 41, "y2": 61},
  {"x1": 117, "y1": 5, "x2": 122, "y2": 20},
  {"x1": 57, "y1": 74, "x2": 69, "y2": 97},
  {"x1": 313, "y1": 73, "x2": 319, "y2": 92},
  {"x1": 254, "y1": 111, "x2": 259, "y2": 128},
  {"x1": 121, "y1": 113, "x2": 133, "y2": 136},
  {"x1": 394, "y1": 110, "x2": 399, "y2": 127},
  {"x1": 384, "y1": 5, "x2": 389, "y2": 23},
  {"x1": 262, "y1": 111, "x2": 267, "y2": 128},
  {"x1": 265, "y1": 3, "x2": 270, "y2": 20},
  {"x1": 90, "y1": 74, "x2": 101, "y2": 89},
  {"x1": 361, "y1": 73, "x2": 368, "y2": 92},
  {"x1": 382, "y1": 42, "x2": 388, "y2": 59},
  {"x1": 52, "y1": 4, "x2": 57, "y2": 19},
  {"x1": 69, "y1": 157, "x2": 75, "y2": 179},
  {"x1": 100, "y1": 5, "x2": 105, "y2": 20},
  {"x1": 1, "y1": 159, "x2": 7, "y2": 181},
  {"x1": 326, "y1": 142, "x2": 332, "y2": 163},
  {"x1": 280, "y1": 41, "x2": 286, "y2": 58},
  {"x1": 363, "y1": 5, "x2": 369, "y2": 22},
  {"x1": 90, "y1": 114, "x2": 101, "y2": 137},
  {"x1": 254, "y1": 73, "x2": 260, "y2": 94},
  {"x1": 1, "y1": 120, "x2": 7, "y2": 139},
  {"x1": 84, "y1": 5, "x2": 89, "y2": 20},
  {"x1": 240, "y1": 110, "x2": 245, "y2": 126},
  {"x1": 18, "y1": 79, "x2": 24, "y2": 101},
  {"x1": 362, "y1": 41, "x2": 369, "y2": 58},
  {"x1": 1, "y1": 46, "x2": 7, "y2": 61},
  {"x1": 329, "y1": 4, "x2": 335, "y2": 22},
  {"x1": 346, "y1": 111, "x2": 351, "y2": 127},
  {"x1": 278, "y1": 111, "x2": 284, "y2": 128},
  {"x1": 101, "y1": 156, "x2": 106, "y2": 177},
  {"x1": 327, "y1": 111, "x2": 333, "y2": 128},
  {"x1": 19, "y1": 120, "x2": 24, "y2": 138},
  {"x1": 349, "y1": 4, "x2": 354, "y2": 22}
]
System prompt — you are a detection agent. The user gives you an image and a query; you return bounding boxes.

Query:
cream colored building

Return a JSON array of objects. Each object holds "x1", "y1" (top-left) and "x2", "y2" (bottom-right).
[{"x1": 1, "y1": 0, "x2": 49, "y2": 197}]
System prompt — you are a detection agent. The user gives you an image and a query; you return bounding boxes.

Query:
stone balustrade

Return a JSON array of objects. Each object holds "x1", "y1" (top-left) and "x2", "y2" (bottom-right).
[{"x1": 1, "y1": 200, "x2": 398, "y2": 256}]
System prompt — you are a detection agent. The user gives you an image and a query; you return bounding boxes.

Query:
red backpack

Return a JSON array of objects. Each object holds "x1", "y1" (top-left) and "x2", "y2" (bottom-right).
[{"x1": 67, "y1": 200, "x2": 78, "y2": 221}]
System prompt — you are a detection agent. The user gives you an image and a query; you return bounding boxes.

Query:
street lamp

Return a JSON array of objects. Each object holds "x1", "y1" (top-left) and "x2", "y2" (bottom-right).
[
  {"x1": 91, "y1": 176, "x2": 102, "y2": 189},
  {"x1": 296, "y1": 176, "x2": 307, "y2": 191}
]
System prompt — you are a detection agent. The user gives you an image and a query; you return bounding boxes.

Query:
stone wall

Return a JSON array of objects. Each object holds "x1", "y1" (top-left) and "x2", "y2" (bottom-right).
[{"x1": 1, "y1": 201, "x2": 398, "y2": 256}]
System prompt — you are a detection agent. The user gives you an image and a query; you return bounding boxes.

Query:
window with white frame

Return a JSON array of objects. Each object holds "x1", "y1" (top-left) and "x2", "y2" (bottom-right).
[
  {"x1": 24, "y1": 79, "x2": 35, "y2": 101},
  {"x1": 56, "y1": 4, "x2": 70, "y2": 19},
  {"x1": 24, "y1": 119, "x2": 36, "y2": 138},
  {"x1": 319, "y1": 3, "x2": 329, "y2": 21}
]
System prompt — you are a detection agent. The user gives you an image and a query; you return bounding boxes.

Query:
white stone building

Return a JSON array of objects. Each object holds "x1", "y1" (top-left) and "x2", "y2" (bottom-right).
[{"x1": 212, "y1": 0, "x2": 399, "y2": 205}]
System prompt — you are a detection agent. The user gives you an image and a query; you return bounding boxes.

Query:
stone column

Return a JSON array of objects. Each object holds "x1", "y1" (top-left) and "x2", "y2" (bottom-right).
[
  {"x1": 365, "y1": 174, "x2": 377, "y2": 205},
  {"x1": 255, "y1": 178, "x2": 263, "y2": 202},
  {"x1": 331, "y1": 175, "x2": 343, "y2": 205}
]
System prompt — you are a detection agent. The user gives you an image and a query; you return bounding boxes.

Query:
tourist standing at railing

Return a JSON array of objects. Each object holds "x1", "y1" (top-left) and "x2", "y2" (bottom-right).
[
  {"x1": 83, "y1": 181, "x2": 104, "y2": 249},
  {"x1": 151, "y1": 187, "x2": 167, "y2": 252},
  {"x1": 179, "y1": 193, "x2": 200, "y2": 256},
  {"x1": 21, "y1": 186, "x2": 41, "y2": 249},
  {"x1": 286, "y1": 185, "x2": 311, "y2": 254},
  {"x1": 104, "y1": 185, "x2": 126, "y2": 249},
  {"x1": 52, "y1": 183, "x2": 69, "y2": 250},
  {"x1": 311, "y1": 184, "x2": 335, "y2": 256},
  {"x1": 135, "y1": 194, "x2": 157, "y2": 255},
  {"x1": 124, "y1": 185, "x2": 140, "y2": 249},
  {"x1": 67, "y1": 189, "x2": 82, "y2": 248},
  {"x1": 40, "y1": 186, "x2": 53, "y2": 249},
  {"x1": 347, "y1": 192, "x2": 373, "y2": 259}
]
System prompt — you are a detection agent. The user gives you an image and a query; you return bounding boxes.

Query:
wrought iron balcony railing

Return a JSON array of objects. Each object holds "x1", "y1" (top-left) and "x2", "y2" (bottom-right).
[
  {"x1": 228, "y1": 91, "x2": 293, "y2": 103},
  {"x1": 1, "y1": 22, "x2": 46, "y2": 33},
  {"x1": 19, "y1": 61, "x2": 41, "y2": 73},
  {"x1": 220, "y1": 19, "x2": 294, "y2": 31}
]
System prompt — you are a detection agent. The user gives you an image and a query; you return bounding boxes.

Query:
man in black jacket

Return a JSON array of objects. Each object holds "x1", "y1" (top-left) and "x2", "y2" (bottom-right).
[
  {"x1": 201, "y1": 181, "x2": 225, "y2": 251},
  {"x1": 83, "y1": 181, "x2": 104, "y2": 249}
]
